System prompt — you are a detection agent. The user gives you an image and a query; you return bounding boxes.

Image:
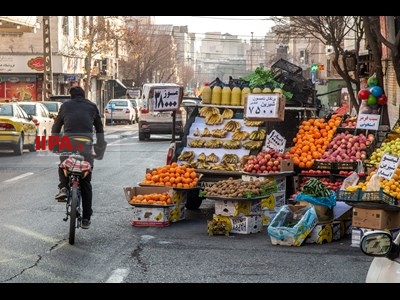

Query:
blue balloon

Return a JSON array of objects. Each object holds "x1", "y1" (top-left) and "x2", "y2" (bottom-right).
[{"x1": 370, "y1": 86, "x2": 383, "y2": 97}]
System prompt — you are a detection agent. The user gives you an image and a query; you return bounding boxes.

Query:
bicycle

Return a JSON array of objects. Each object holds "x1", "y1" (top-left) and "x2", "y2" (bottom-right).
[{"x1": 60, "y1": 154, "x2": 92, "y2": 245}]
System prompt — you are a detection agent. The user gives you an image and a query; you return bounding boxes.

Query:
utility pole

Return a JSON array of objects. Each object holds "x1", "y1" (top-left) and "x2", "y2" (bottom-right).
[
  {"x1": 42, "y1": 16, "x2": 53, "y2": 101},
  {"x1": 250, "y1": 32, "x2": 254, "y2": 71}
]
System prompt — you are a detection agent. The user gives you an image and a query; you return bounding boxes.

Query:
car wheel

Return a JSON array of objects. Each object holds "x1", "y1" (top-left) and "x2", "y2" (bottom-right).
[
  {"x1": 27, "y1": 138, "x2": 37, "y2": 152},
  {"x1": 139, "y1": 132, "x2": 145, "y2": 141},
  {"x1": 13, "y1": 135, "x2": 24, "y2": 155}
]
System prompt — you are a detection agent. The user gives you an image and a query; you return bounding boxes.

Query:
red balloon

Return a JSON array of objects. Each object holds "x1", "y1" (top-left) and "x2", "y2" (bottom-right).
[
  {"x1": 358, "y1": 89, "x2": 370, "y2": 100},
  {"x1": 377, "y1": 94, "x2": 388, "y2": 105}
]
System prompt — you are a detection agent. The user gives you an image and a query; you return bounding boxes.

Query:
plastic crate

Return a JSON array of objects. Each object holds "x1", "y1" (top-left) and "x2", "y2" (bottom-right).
[
  {"x1": 336, "y1": 189, "x2": 361, "y2": 202},
  {"x1": 335, "y1": 161, "x2": 358, "y2": 171},
  {"x1": 313, "y1": 160, "x2": 335, "y2": 170},
  {"x1": 271, "y1": 58, "x2": 303, "y2": 75}
]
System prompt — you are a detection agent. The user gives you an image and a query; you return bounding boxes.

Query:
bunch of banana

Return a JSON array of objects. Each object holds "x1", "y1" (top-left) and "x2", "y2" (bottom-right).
[
  {"x1": 199, "y1": 106, "x2": 220, "y2": 117},
  {"x1": 206, "y1": 153, "x2": 219, "y2": 163},
  {"x1": 193, "y1": 128, "x2": 201, "y2": 136},
  {"x1": 205, "y1": 113, "x2": 223, "y2": 125},
  {"x1": 197, "y1": 161, "x2": 212, "y2": 170},
  {"x1": 200, "y1": 127, "x2": 211, "y2": 137},
  {"x1": 197, "y1": 152, "x2": 206, "y2": 161},
  {"x1": 223, "y1": 140, "x2": 241, "y2": 149},
  {"x1": 244, "y1": 118, "x2": 265, "y2": 127},
  {"x1": 221, "y1": 108, "x2": 234, "y2": 119},
  {"x1": 210, "y1": 128, "x2": 228, "y2": 138},
  {"x1": 301, "y1": 178, "x2": 332, "y2": 197},
  {"x1": 249, "y1": 129, "x2": 267, "y2": 141},
  {"x1": 232, "y1": 130, "x2": 249, "y2": 141},
  {"x1": 205, "y1": 139, "x2": 223, "y2": 149},
  {"x1": 178, "y1": 150, "x2": 195, "y2": 162},
  {"x1": 221, "y1": 154, "x2": 240, "y2": 164},
  {"x1": 210, "y1": 162, "x2": 240, "y2": 171},
  {"x1": 223, "y1": 120, "x2": 241, "y2": 132},
  {"x1": 242, "y1": 140, "x2": 263, "y2": 150},
  {"x1": 188, "y1": 139, "x2": 206, "y2": 148},
  {"x1": 182, "y1": 161, "x2": 198, "y2": 168}
]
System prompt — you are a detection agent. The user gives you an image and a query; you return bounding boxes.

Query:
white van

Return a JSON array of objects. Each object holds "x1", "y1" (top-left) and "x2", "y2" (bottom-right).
[{"x1": 138, "y1": 83, "x2": 184, "y2": 141}]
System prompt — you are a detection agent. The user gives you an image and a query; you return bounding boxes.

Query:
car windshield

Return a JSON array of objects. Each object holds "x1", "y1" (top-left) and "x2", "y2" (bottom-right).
[
  {"x1": 19, "y1": 104, "x2": 35, "y2": 115},
  {"x1": 110, "y1": 100, "x2": 128, "y2": 107},
  {"x1": 0, "y1": 104, "x2": 13, "y2": 116},
  {"x1": 43, "y1": 103, "x2": 58, "y2": 112}
]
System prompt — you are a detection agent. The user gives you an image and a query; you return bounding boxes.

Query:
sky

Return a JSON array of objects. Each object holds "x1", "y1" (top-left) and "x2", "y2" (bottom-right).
[{"x1": 154, "y1": 16, "x2": 275, "y2": 41}]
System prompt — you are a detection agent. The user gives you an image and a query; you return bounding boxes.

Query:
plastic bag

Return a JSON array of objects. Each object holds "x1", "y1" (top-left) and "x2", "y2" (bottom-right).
[
  {"x1": 267, "y1": 204, "x2": 318, "y2": 245},
  {"x1": 340, "y1": 171, "x2": 360, "y2": 191},
  {"x1": 366, "y1": 173, "x2": 381, "y2": 191},
  {"x1": 294, "y1": 190, "x2": 337, "y2": 209}
]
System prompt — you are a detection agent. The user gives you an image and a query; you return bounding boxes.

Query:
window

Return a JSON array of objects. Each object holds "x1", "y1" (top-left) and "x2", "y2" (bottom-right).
[
  {"x1": 75, "y1": 16, "x2": 80, "y2": 36},
  {"x1": 63, "y1": 16, "x2": 69, "y2": 35}
]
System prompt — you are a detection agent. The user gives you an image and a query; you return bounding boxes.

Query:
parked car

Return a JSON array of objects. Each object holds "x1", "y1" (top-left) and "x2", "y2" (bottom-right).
[
  {"x1": 129, "y1": 98, "x2": 143, "y2": 123},
  {"x1": 49, "y1": 95, "x2": 70, "y2": 103},
  {"x1": 0, "y1": 102, "x2": 37, "y2": 155},
  {"x1": 104, "y1": 99, "x2": 136, "y2": 125},
  {"x1": 42, "y1": 101, "x2": 63, "y2": 119},
  {"x1": 360, "y1": 230, "x2": 400, "y2": 283},
  {"x1": 18, "y1": 101, "x2": 55, "y2": 142},
  {"x1": 138, "y1": 83, "x2": 184, "y2": 141}
]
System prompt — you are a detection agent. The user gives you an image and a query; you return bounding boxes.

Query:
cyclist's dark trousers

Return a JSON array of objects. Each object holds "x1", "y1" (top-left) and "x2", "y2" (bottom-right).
[{"x1": 58, "y1": 142, "x2": 94, "y2": 221}]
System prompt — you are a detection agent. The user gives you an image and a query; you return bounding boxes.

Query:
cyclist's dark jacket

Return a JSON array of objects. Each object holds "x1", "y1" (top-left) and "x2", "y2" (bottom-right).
[{"x1": 51, "y1": 95, "x2": 105, "y2": 145}]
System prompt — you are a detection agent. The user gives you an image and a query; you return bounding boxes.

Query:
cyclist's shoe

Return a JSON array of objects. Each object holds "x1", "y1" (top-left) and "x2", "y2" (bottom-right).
[
  {"x1": 81, "y1": 219, "x2": 91, "y2": 229},
  {"x1": 55, "y1": 187, "x2": 67, "y2": 202}
]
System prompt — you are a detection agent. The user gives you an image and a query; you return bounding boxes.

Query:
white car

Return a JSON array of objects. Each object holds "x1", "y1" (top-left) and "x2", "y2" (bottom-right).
[
  {"x1": 360, "y1": 230, "x2": 400, "y2": 283},
  {"x1": 104, "y1": 99, "x2": 136, "y2": 125},
  {"x1": 18, "y1": 101, "x2": 55, "y2": 142}
]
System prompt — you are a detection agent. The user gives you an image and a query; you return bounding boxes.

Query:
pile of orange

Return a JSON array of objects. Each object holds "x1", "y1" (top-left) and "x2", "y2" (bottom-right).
[
  {"x1": 287, "y1": 114, "x2": 343, "y2": 169},
  {"x1": 140, "y1": 162, "x2": 199, "y2": 188},
  {"x1": 130, "y1": 192, "x2": 172, "y2": 205}
]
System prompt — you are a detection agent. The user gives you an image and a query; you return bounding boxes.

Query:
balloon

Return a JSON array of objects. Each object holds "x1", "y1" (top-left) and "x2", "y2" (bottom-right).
[
  {"x1": 377, "y1": 94, "x2": 388, "y2": 105},
  {"x1": 367, "y1": 94, "x2": 377, "y2": 106},
  {"x1": 358, "y1": 89, "x2": 370, "y2": 100},
  {"x1": 367, "y1": 76, "x2": 378, "y2": 87},
  {"x1": 370, "y1": 86, "x2": 383, "y2": 97}
]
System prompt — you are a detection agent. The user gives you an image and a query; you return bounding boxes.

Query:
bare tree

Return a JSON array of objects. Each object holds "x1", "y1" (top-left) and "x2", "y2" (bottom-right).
[
  {"x1": 119, "y1": 23, "x2": 177, "y2": 86},
  {"x1": 271, "y1": 16, "x2": 365, "y2": 112},
  {"x1": 64, "y1": 17, "x2": 123, "y2": 98}
]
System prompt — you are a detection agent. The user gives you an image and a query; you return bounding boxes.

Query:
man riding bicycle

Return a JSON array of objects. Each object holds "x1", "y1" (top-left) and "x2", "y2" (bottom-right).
[{"x1": 52, "y1": 85, "x2": 106, "y2": 229}]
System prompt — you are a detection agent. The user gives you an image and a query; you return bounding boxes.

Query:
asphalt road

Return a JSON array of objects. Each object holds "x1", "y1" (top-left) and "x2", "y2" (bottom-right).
[{"x1": 0, "y1": 123, "x2": 374, "y2": 287}]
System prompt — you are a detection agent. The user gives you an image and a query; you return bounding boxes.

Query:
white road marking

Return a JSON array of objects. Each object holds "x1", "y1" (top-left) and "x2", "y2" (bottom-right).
[
  {"x1": 3, "y1": 172, "x2": 34, "y2": 183},
  {"x1": 105, "y1": 268, "x2": 130, "y2": 283}
]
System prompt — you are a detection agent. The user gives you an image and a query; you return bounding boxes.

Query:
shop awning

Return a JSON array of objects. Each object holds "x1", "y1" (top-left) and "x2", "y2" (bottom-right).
[{"x1": 0, "y1": 16, "x2": 40, "y2": 33}]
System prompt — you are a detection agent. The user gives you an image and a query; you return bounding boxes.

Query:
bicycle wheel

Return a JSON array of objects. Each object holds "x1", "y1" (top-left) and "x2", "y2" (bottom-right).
[{"x1": 69, "y1": 184, "x2": 79, "y2": 245}]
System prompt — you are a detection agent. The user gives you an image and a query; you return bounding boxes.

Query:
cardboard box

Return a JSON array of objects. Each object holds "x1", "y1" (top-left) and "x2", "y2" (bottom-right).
[
  {"x1": 261, "y1": 208, "x2": 279, "y2": 226},
  {"x1": 351, "y1": 226, "x2": 400, "y2": 247},
  {"x1": 168, "y1": 203, "x2": 186, "y2": 222},
  {"x1": 131, "y1": 206, "x2": 170, "y2": 227},
  {"x1": 123, "y1": 186, "x2": 172, "y2": 203},
  {"x1": 214, "y1": 198, "x2": 262, "y2": 217},
  {"x1": 352, "y1": 207, "x2": 400, "y2": 230},
  {"x1": 305, "y1": 222, "x2": 341, "y2": 244},
  {"x1": 261, "y1": 192, "x2": 286, "y2": 210},
  {"x1": 212, "y1": 214, "x2": 262, "y2": 234}
]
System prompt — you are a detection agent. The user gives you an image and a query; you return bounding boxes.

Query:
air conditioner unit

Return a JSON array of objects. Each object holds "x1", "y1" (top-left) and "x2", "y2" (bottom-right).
[{"x1": 326, "y1": 45, "x2": 333, "y2": 56}]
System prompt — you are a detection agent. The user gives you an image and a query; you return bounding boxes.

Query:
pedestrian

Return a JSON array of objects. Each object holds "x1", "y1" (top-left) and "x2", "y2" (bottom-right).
[{"x1": 52, "y1": 86, "x2": 106, "y2": 229}]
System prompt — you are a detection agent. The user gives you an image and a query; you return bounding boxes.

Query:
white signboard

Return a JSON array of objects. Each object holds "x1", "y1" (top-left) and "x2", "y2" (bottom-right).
[
  {"x1": 153, "y1": 88, "x2": 180, "y2": 111},
  {"x1": 245, "y1": 93, "x2": 280, "y2": 119},
  {"x1": 377, "y1": 153, "x2": 400, "y2": 180},
  {"x1": 263, "y1": 130, "x2": 286, "y2": 153},
  {"x1": 356, "y1": 113, "x2": 380, "y2": 130}
]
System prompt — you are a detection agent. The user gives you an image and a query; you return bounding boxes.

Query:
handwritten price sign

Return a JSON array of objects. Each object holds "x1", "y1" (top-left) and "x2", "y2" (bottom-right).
[
  {"x1": 377, "y1": 153, "x2": 400, "y2": 180},
  {"x1": 245, "y1": 93, "x2": 281, "y2": 120},
  {"x1": 356, "y1": 113, "x2": 380, "y2": 130}
]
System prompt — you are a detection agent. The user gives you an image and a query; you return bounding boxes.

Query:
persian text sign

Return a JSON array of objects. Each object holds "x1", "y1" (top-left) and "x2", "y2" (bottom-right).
[
  {"x1": 356, "y1": 113, "x2": 380, "y2": 130},
  {"x1": 377, "y1": 154, "x2": 400, "y2": 180},
  {"x1": 264, "y1": 130, "x2": 286, "y2": 153},
  {"x1": 245, "y1": 93, "x2": 285, "y2": 121},
  {"x1": 153, "y1": 88, "x2": 180, "y2": 111}
]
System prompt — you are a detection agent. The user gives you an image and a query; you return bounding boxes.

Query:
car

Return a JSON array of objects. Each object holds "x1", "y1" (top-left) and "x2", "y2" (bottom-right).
[
  {"x1": 181, "y1": 96, "x2": 201, "y2": 126},
  {"x1": 18, "y1": 101, "x2": 55, "y2": 142},
  {"x1": 42, "y1": 101, "x2": 63, "y2": 119},
  {"x1": 0, "y1": 102, "x2": 37, "y2": 155},
  {"x1": 49, "y1": 95, "x2": 70, "y2": 103},
  {"x1": 360, "y1": 230, "x2": 400, "y2": 283},
  {"x1": 104, "y1": 99, "x2": 136, "y2": 125},
  {"x1": 138, "y1": 83, "x2": 184, "y2": 141},
  {"x1": 129, "y1": 98, "x2": 143, "y2": 123}
]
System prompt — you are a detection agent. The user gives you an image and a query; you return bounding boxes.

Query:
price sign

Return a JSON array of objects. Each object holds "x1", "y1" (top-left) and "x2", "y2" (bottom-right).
[
  {"x1": 356, "y1": 113, "x2": 380, "y2": 130},
  {"x1": 153, "y1": 88, "x2": 180, "y2": 111},
  {"x1": 263, "y1": 130, "x2": 286, "y2": 153},
  {"x1": 377, "y1": 153, "x2": 400, "y2": 180},
  {"x1": 245, "y1": 93, "x2": 284, "y2": 121}
]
